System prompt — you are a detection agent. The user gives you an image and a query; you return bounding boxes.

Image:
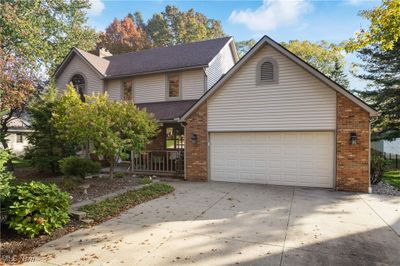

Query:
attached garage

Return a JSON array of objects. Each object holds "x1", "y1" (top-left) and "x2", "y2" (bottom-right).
[
  {"x1": 210, "y1": 132, "x2": 334, "y2": 188},
  {"x1": 182, "y1": 36, "x2": 378, "y2": 192}
]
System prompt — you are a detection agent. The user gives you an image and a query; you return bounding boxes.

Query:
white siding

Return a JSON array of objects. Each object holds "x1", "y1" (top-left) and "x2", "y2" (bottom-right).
[
  {"x1": 6, "y1": 132, "x2": 31, "y2": 157},
  {"x1": 56, "y1": 54, "x2": 103, "y2": 95},
  {"x1": 206, "y1": 43, "x2": 236, "y2": 89},
  {"x1": 106, "y1": 79, "x2": 121, "y2": 101},
  {"x1": 134, "y1": 74, "x2": 165, "y2": 103},
  {"x1": 208, "y1": 44, "x2": 337, "y2": 132},
  {"x1": 182, "y1": 69, "x2": 205, "y2": 100}
]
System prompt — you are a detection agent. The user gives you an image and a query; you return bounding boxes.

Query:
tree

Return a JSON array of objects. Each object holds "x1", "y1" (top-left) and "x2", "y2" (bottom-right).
[
  {"x1": 0, "y1": 0, "x2": 98, "y2": 73},
  {"x1": 354, "y1": 40, "x2": 400, "y2": 140},
  {"x1": 236, "y1": 39, "x2": 256, "y2": 58},
  {"x1": 147, "y1": 5, "x2": 225, "y2": 46},
  {"x1": 282, "y1": 40, "x2": 350, "y2": 88},
  {"x1": 25, "y1": 86, "x2": 78, "y2": 173},
  {"x1": 53, "y1": 86, "x2": 159, "y2": 179},
  {"x1": 0, "y1": 49, "x2": 35, "y2": 171},
  {"x1": 97, "y1": 16, "x2": 151, "y2": 54},
  {"x1": 346, "y1": 0, "x2": 400, "y2": 52}
]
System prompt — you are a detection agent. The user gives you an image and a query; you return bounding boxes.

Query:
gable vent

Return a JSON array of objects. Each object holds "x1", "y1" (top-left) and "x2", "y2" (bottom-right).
[{"x1": 260, "y1": 62, "x2": 274, "y2": 81}]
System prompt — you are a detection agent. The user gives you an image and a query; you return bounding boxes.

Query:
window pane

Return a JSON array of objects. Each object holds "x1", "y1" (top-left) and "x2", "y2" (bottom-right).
[
  {"x1": 16, "y1": 133, "x2": 23, "y2": 143},
  {"x1": 166, "y1": 127, "x2": 175, "y2": 149},
  {"x1": 165, "y1": 127, "x2": 185, "y2": 149},
  {"x1": 70, "y1": 74, "x2": 86, "y2": 101},
  {"x1": 168, "y1": 75, "x2": 179, "y2": 98},
  {"x1": 123, "y1": 80, "x2": 133, "y2": 101}
]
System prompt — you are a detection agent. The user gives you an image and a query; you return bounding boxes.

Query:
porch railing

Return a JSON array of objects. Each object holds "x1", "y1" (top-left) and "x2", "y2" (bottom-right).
[{"x1": 130, "y1": 150, "x2": 184, "y2": 175}]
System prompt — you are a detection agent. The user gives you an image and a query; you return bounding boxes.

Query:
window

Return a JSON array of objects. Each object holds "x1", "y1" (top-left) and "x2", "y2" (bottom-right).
[
  {"x1": 167, "y1": 74, "x2": 180, "y2": 99},
  {"x1": 165, "y1": 126, "x2": 184, "y2": 149},
  {"x1": 122, "y1": 80, "x2": 133, "y2": 101},
  {"x1": 70, "y1": 74, "x2": 86, "y2": 101},
  {"x1": 16, "y1": 133, "x2": 23, "y2": 143},
  {"x1": 257, "y1": 58, "x2": 278, "y2": 85}
]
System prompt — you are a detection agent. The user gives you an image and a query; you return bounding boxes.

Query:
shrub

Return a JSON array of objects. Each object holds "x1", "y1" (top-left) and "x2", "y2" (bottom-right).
[
  {"x1": 7, "y1": 181, "x2": 70, "y2": 238},
  {"x1": 59, "y1": 156, "x2": 101, "y2": 178},
  {"x1": 139, "y1": 176, "x2": 153, "y2": 185},
  {"x1": 371, "y1": 150, "x2": 388, "y2": 184},
  {"x1": 0, "y1": 149, "x2": 15, "y2": 200}
]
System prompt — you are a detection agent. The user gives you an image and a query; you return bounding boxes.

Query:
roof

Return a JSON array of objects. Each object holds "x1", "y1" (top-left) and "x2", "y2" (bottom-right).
[
  {"x1": 54, "y1": 37, "x2": 234, "y2": 79},
  {"x1": 181, "y1": 35, "x2": 378, "y2": 121},
  {"x1": 136, "y1": 100, "x2": 197, "y2": 122}
]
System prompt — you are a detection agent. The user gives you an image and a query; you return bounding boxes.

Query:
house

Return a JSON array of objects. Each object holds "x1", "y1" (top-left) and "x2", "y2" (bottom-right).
[
  {"x1": 372, "y1": 139, "x2": 400, "y2": 155},
  {"x1": 5, "y1": 117, "x2": 32, "y2": 157},
  {"x1": 55, "y1": 36, "x2": 378, "y2": 193}
]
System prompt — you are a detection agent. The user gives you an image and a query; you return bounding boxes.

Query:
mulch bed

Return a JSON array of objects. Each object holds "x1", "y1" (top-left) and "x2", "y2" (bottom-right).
[{"x1": 0, "y1": 219, "x2": 84, "y2": 265}]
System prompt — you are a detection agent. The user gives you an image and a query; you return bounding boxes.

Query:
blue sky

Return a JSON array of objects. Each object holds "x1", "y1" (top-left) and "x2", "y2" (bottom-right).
[{"x1": 86, "y1": 0, "x2": 381, "y2": 89}]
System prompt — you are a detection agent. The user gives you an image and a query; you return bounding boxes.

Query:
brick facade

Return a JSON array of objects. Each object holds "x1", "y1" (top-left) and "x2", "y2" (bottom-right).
[
  {"x1": 336, "y1": 93, "x2": 370, "y2": 192},
  {"x1": 185, "y1": 102, "x2": 208, "y2": 181}
]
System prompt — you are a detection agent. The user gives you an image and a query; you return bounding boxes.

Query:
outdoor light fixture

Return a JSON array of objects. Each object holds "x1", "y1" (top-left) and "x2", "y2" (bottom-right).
[
  {"x1": 191, "y1": 134, "x2": 198, "y2": 144},
  {"x1": 350, "y1": 132, "x2": 357, "y2": 146}
]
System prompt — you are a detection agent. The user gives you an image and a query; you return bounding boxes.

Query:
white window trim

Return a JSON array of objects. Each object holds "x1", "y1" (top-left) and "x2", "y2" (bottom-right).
[
  {"x1": 256, "y1": 57, "x2": 279, "y2": 85},
  {"x1": 165, "y1": 72, "x2": 182, "y2": 101}
]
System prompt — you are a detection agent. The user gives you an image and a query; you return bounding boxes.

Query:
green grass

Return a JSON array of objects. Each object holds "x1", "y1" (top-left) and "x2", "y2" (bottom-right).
[
  {"x1": 383, "y1": 170, "x2": 400, "y2": 188},
  {"x1": 79, "y1": 183, "x2": 174, "y2": 223},
  {"x1": 139, "y1": 176, "x2": 153, "y2": 185}
]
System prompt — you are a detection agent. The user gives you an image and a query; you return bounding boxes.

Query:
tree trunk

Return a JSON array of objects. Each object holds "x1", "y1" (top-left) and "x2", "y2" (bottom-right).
[{"x1": 109, "y1": 161, "x2": 114, "y2": 179}]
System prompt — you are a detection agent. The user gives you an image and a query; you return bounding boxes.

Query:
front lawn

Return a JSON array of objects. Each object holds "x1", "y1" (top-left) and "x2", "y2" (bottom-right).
[
  {"x1": 383, "y1": 170, "x2": 400, "y2": 189},
  {"x1": 80, "y1": 183, "x2": 174, "y2": 223}
]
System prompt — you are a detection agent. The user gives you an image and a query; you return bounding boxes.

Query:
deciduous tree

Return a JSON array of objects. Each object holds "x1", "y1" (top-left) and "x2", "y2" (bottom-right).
[
  {"x1": 346, "y1": 0, "x2": 400, "y2": 52},
  {"x1": 53, "y1": 86, "x2": 159, "y2": 178},
  {"x1": 282, "y1": 40, "x2": 350, "y2": 88}
]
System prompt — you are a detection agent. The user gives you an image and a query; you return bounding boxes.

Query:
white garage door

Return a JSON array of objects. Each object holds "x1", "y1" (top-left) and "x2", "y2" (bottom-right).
[{"x1": 210, "y1": 132, "x2": 334, "y2": 188}]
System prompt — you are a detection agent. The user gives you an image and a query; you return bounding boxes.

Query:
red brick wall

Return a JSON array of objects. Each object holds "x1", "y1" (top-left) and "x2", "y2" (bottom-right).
[
  {"x1": 146, "y1": 126, "x2": 165, "y2": 150},
  {"x1": 336, "y1": 93, "x2": 370, "y2": 192},
  {"x1": 185, "y1": 102, "x2": 208, "y2": 181}
]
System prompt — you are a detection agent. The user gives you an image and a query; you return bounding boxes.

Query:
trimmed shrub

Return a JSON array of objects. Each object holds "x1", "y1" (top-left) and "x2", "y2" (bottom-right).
[
  {"x1": 59, "y1": 156, "x2": 101, "y2": 178},
  {"x1": 0, "y1": 149, "x2": 15, "y2": 200},
  {"x1": 7, "y1": 181, "x2": 70, "y2": 238},
  {"x1": 371, "y1": 150, "x2": 388, "y2": 184}
]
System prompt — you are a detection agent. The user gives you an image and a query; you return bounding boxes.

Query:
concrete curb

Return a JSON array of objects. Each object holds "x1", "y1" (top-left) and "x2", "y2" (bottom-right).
[{"x1": 69, "y1": 180, "x2": 159, "y2": 222}]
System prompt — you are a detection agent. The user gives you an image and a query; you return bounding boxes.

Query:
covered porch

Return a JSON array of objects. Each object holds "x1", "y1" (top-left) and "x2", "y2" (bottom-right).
[{"x1": 128, "y1": 100, "x2": 196, "y2": 177}]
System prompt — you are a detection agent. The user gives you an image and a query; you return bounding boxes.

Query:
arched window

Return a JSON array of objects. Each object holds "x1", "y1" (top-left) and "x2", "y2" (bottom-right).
[
  {"x1": 257, "y1": 58, "x2": 278, "y2": 85},
  {"x1": 70, "y1": 74, "x2": 86, "y2": 101}
]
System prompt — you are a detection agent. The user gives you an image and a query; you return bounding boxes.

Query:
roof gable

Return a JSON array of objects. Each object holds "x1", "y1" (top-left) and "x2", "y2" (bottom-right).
[{"x1": 181, "y1": 36, "x2": 378, "y2": 120}]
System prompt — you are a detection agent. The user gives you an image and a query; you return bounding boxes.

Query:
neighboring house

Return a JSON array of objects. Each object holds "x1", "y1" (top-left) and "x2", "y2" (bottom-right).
[
  {"x1": 5, "y1": 117, "x2": 32, "y2": 157},
  {"x1": 55, "y1": 35, "x2": 378, "y2": 193},
  {"x1": 372, "y1": 139, "x2": 400, "y2": 154}
]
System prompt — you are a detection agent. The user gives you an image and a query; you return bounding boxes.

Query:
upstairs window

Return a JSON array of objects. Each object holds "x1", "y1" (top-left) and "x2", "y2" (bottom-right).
[
  {"x1": 122, "y1": 80, "x2": 133, "y2": 102},
  {"x1": 16, "y1": 133, "x2": 23, "y2": 143},
  {"x1": 167, "y1": 74, "x2": 180, "y2": 99},
  {"x1": 70, "y1": 74, "x2": 86, "y2": 101},
  {"x1": 257, "y1": 58, "x2": 278, "y2": 85}
]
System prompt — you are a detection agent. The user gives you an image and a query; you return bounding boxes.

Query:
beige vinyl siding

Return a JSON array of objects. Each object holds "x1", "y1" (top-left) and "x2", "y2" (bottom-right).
[
  {"x1": 134, "y1": 74, "x2": 165, "y2": 103},
  {"x1": 106, "y1": 79, "x2": 121, "y2": 100},
  {"x1": 206, "y1": 43, "x2": 236, "y2": 89},
  {"x1": 56, "y1": 54, "x2": 103, "y2": 95},
  {"x1": 182, "y1": 69, "x2": 205, "y2": 100},
  {"x1": 208, "y1": 44, "x2": 337, "y2": 131}
]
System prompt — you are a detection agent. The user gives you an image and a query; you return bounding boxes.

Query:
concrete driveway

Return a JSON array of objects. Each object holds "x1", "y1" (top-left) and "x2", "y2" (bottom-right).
[{"x1": 26, "y1": 181, "x2": 400, "y2": 266}]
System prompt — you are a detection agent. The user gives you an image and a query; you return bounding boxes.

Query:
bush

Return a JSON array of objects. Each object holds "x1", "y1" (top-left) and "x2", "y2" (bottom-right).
[
  {"x1": 7, "y1": 181, "x2": 70, "y2": 238},
  {"x1": 59, "y1": 156, "x2": 101, "y2": 178},
  {"x1": 0, "y1": 150, "x2": 15, "y2": 200},
  {"x1": 139, "y1": 176, "x2": 153, "y2": 185},
  {"x1": 371, "y1": 150, "x2": 388, "y2": 184}
]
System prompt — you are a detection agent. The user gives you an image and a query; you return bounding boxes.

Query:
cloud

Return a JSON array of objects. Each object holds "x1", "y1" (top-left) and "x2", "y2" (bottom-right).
[
  {"x1": 86, "y1": 0, "x2": 105, "y2": 16},
  {"x1": 229, "y1": 0, "x2": 312, "y2": 32}
]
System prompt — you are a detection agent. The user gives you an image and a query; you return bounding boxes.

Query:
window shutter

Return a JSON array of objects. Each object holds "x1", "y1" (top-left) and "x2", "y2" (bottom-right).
[{"x1": 260, "y1": 62, "x2": 274, "y2": 81}]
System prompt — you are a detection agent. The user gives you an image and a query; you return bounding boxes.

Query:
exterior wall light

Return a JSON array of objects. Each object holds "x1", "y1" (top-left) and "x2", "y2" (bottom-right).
[
  {"x1": 191, "y1": 134, "x2": 198, "y2": 144},
  {"x1": 350, "y1": 132, "x2": 357, "y2": 146}
]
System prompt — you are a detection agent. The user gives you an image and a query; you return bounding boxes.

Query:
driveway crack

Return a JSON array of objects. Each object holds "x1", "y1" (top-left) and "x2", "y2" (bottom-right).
[{"x1": 279, "y1": 186, "x2": 295, "y2": 266}]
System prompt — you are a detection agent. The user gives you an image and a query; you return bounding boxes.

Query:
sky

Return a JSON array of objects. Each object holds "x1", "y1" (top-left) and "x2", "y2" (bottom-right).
[{"x1": 85, "y1": 0, "x2": 381, "y2": 90}]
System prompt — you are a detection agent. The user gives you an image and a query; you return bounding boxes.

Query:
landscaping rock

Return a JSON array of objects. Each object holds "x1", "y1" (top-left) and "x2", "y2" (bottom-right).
[
  {"x1": 372, "y1": 181, "x2": 400, "y2": 196},
  {"x1": 81, "y1": 219, "x2": 94, "y2": 224},
  {"x1": 70, "y1": 210, "x2": 87, "y2": 220}
]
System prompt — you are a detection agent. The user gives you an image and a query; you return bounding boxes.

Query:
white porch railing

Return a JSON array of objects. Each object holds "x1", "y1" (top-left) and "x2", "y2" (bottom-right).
[{"x1": 130, "y1": 150, "x2": 184, "y2": 175}]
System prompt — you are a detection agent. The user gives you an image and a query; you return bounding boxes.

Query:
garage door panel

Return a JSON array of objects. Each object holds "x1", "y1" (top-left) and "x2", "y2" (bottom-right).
[{"x1": 210, "y1": 132, "x2": 334, "y2": 188}]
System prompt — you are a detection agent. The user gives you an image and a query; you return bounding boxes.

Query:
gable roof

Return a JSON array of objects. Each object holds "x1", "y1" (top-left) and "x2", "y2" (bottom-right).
[
  {"x1": 181, "y1": 35, "x2": 378, "y2": 120},
  {"x1": 136, "y1": 100, "x2": 197, "y2": 122},
  {"x1": 54, "y1": 37, "x2": 236, "y2": 79}
]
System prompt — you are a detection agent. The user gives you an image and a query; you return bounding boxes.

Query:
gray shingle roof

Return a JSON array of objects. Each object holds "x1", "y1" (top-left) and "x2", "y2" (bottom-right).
[{"x1": 136, "y1": 100, "x2": 197, "y2": 121}]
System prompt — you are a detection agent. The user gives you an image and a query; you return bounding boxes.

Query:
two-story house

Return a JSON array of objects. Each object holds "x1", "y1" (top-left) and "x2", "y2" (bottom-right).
[
  {"x1": 55, "y1": 37, "x2": 239, "y2": 177},
  {"x1": 55, "y1": 35, "x2": 378, "y2": 193}
]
